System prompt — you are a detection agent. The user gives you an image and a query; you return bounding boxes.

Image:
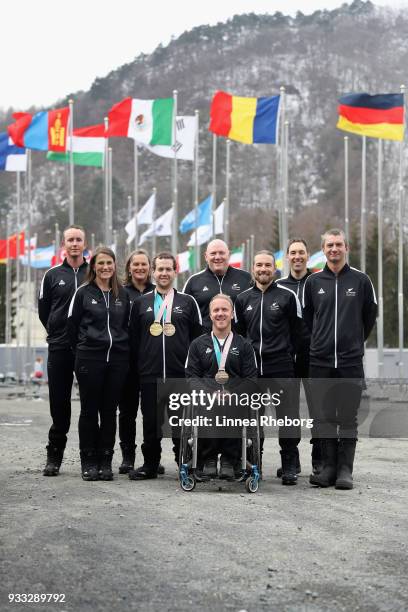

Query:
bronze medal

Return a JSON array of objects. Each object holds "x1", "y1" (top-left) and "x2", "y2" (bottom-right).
[
  {"x1": 150, "y1": 322, "x2": 163, "y2": 336},
  {"x1": 215, "y1": 369, "x2": 229, "y2": 385},
  {"x1": 163, "y1": 322, "x2": 176, "y2": 337}
]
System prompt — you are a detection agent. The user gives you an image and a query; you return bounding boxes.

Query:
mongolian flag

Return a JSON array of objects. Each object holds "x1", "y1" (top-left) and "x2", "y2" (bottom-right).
[
  {"x1": 337, "y1": 93, "x2": 404, "y2": 141},
  {"x1": 8, "y1": 107, "x2": 70, "y2": 152}
]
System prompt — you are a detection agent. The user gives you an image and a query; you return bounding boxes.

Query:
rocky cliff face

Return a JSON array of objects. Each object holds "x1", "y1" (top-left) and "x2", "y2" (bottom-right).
[{"x1": 1, "y1": 0, "x2": 407, "y2": 252}]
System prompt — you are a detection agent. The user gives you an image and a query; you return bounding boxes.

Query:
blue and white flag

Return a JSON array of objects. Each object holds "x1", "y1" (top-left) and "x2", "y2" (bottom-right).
[
  {"x1": 179, "y1": 195, "x2": 212, "y2": 234},
  {"x1": 20, "y1": 245, "x2": 55, "y2": 268},
  {"x1": 0, "y1": 132, "x2": 27, "y2": 171}
]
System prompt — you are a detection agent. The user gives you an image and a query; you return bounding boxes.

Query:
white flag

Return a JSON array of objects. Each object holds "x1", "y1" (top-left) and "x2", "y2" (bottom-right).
[
  {"x1": 125, "y1": 193, "x2": 156, "y2": 244},
  {"x1": 139, "y1": 207, "x2": 173, "y2": 245},
  {"x1": 186, "y1": 202, "x2": 224, "y2": 247},
  {"x1": 144, "y1": 116, "x2": 196, "y2": 161}
]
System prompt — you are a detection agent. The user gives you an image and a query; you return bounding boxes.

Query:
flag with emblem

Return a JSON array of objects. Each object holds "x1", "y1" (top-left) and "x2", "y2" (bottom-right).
[
  {"x1": 145, "y1": 116, "x2": 196, "y2": 160},
  {"x1": 229, "y1": 247, "x2": 244, "y2": 269},
  {"x1": 107, "y1": 97, "x2": 174, "y2": 145},
  {"x1": 46, "y1": 124, "x2": 105, "y2": 167},
  {"x1": 8, "y1": 107, "x2": 70, "y2": 152}
]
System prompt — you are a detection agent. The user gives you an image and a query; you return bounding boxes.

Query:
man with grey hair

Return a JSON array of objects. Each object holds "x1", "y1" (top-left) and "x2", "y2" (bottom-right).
[
  {"x1": 303, "y1": 228, "x2": 377, "y2": 490},
  {"x1": 183, "y1": 239, "x2": 252, "y2": 331}
]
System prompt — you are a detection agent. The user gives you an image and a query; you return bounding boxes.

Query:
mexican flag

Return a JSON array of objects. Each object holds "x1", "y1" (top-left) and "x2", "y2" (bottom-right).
[
  {"x1": 229, "y1": 247, "x2": 244, "y2": 269},
  {"x1": 47, "y1": 124, "x2": 105, "y2": 167},
  {"x1": 177, "y1": 250, "x2": 195, "y2": 273},
  {"x1": 107, "y1": 97, "x2": 174, "y2": 145}
]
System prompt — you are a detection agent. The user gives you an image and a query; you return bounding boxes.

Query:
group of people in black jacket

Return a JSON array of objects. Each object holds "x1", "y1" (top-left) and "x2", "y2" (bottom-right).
[{"x1": 38, "y1": 224, "x2": 377, "y2": 490}]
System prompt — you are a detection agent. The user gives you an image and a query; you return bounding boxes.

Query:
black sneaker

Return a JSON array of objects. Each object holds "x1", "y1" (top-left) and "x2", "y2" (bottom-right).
[
  {"x1": 219, "y1": 459, "x2": 234, "y2": 480},
  {"x1": 202, "y1": 459, "x2": 218, "y2": 479}
]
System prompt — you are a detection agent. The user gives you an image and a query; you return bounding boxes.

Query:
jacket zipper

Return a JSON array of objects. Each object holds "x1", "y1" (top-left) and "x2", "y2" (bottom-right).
[
  {"x1": 101, "y1": 290, "x2": 112, "y2": 363},
  {"x1": 259, "y1": 292, "x2": 264, "y2": 376},
  {"x1": 334, "y1": 276, "x2": 338, "y2": 368},
  {"x1": 74, "y1": 268, "x2": 79, "y2": 290}
]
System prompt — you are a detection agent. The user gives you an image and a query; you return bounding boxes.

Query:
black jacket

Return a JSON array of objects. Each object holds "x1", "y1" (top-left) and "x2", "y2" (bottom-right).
[
  {"x1": 277, "y1": 270, "x2": 312, "y2": 360},
  {"x1": 129, "y1": 289, "x2": 202, "y2": 381},
  {"x1": 67, "y1": 282, "x2": 130, "y2": 362},
  {"x1": 124, "y1": 282, "x2": 155, "y2": 308},
  {"x1": 38, "y1": 258, "x2": 88, "y2": 351},
  {"x1": 183, "y1": 265, "x2": 252, "y2": 330},
  {"x1": 302, "y1": 263, "x2": 377, "y2": 368},
  {"x1": 234, "y1": 281, "x2": 302, "y2": 375}
]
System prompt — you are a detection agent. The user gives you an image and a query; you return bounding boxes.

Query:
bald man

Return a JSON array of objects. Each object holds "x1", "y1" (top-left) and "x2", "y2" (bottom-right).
[{"x1": 183, "y1": 239, "x2": 252, "y2": 331}]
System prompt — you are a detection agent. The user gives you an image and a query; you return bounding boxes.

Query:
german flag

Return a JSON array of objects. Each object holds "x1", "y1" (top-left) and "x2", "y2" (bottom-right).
[{"x1": 337, "y1": 93, "x2": 404, "y2": 141}]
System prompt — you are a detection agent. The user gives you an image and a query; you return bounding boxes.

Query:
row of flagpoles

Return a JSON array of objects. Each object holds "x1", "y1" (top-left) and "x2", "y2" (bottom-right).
[{"x1": 0, "y1": 87, "x2": 407, "y2": 377}]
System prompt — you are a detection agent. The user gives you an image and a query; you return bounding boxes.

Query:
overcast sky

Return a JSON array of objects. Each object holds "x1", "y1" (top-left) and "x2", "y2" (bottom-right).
[{"x1": 1, "y1": 0, "x2": 406, "y2": 110}]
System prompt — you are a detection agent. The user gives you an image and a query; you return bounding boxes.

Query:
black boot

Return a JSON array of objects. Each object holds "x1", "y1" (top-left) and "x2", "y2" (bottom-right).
[
  {"x1": 118, "y1": 444, "x2": 136, "y2": 474},
  {"x1": 309, "y1": 439, "x2": 337, "y2": 487},
  {"x1": 277, "y1": 446, "x2": 301, "y2": 478},
  {"x1": 311, "y1": 439, "x2": 323, "y2": 475},
  {"x1": 99, "y1": 450, "x2": 114, "y2": 481},
  {"x1": 335, "y1": 439, "x2": 356, "y2": 490},
  {"x1": 43, "y1": 445, "x2": 64, "y2": 476},
  {"x1": 80, "y1": 450, "x2": 99, "y2": 481},
  {"x1": 280, "y1": 449, "x2": 298, "y2": 485}
]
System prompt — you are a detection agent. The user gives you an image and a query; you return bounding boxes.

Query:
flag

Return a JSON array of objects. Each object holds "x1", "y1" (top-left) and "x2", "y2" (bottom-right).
[
  {"x1": 186, "y1": 201, "x2": 224, "y2": 247},
  {"x1": 51, "y1": 247, "x2": 92, "y2": 266},
  {"x1": 307, "y1": 250, "x2": 326, "y2": 271},
  {"x1": 20, "y1": 245, "x2": 55, "y2": 268},
  {"x1": 145, "y1": 116, "x2": 196, "y2": 160},
  {"x1": 0, "y1": 133, "x2": 26, "y2": 171},
  {"x1": 274, "y1": 250, "x2": 283, "y2": 271},
  {"x1": 107, "y1": 97, "x2": 174, "y2": 145},
  {"x1": 229, "y1": 247, "x2": 244, "y2": 269},
  {"x1": 209, "y1": 91, "x2": 280, "y2": 144},
  {"x1": 139, "y1": 208, "x2": 173, "y2": 245},
  {"x1": 0, "y1": 232, "x2": 25, "y2": 263},
  {"x1": 46, "y1": 124, "x2": 105, "y2": 167},
  {"x1": 180, "y1": 195, "x2": 212, "y2": 234},
  {"x1": 8, "y1": 107, "x2": 70, "y2": 151},
  {"x1": 337, "y1": 93, "x2": 404, "y2": 141},
  {"x1": 177, "y1": 250, "x2": 195, "y2": 273},
  {"x1": 125, "y1": 193, "x2": 156, "y2": 244}
]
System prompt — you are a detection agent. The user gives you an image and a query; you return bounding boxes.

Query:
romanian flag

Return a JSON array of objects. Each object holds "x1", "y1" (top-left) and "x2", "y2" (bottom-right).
[
  {"x1": 8, "y1": 107, "x2": 70, "y2": 152},
  {"x1": 209, "y1": 91, "x2": 280, "y2": 144},
  {"x1": 337, "y1": 93, "x2": 404, "y2": 141}
]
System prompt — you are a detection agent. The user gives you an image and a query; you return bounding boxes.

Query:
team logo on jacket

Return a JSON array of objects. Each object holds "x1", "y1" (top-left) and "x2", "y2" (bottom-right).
[
  {"x1": 173, "y1": 306, "x2": 183, "y2": 314},
  {"x1": 345, "y1": 288, "x2": 356, "y2": 296},
  {"x1": 202, "y1": 286, "x2": 209, "y2": 292},
  {"x1": 246, "y1": 305, "x2": 253, "y2": 311},
  {"x1": 318, "y1": 288, "x2": 325, "y2": 294},
  {"x1": 115, "y1": 299, "x2": 122, "y2": 306},
  {"x1": 270, "y1": 302, "x2": 280, "y2": 311},
  {"x1": 205, "y1": 347, "x2": 212, "y2": 354},
  {"x1": 146, "y1": 306, "x2": 153, "y2": 312},
  {"x1": 58, "y1": 280, "x2": 66, "y2": 286},
  {"x1": 230, "y1": 347, "x2": 239, "y2": 355},
  {"x1": 91, "y1": 299, "x2": 97, "y2": 305},
  {"x1": 231, "y1": 283, "x2": 241, "y2": 290}
]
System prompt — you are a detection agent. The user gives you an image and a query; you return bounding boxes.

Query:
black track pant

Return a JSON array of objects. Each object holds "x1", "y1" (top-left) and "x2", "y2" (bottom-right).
[
  {"x1": 308, "y1": 364, "x2": 364, "y2": 439},
  {"x1": 75, "y1": 358, "x2": 129, "y2": 452},
  {"x1": 47, "y1": 348, "x2": 75, "y2": 450},
  {"x1": 118, "y1": 370, "x2": 140, "y2": 447}
]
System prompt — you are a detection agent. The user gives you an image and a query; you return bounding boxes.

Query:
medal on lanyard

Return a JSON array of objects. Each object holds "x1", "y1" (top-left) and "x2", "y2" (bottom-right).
[
  {"x1": 149, "y1": 289, "x2": 175, "y2": 336},
  {"x1": 212, "y1": 332, "x2": 233, "y2": 384}
]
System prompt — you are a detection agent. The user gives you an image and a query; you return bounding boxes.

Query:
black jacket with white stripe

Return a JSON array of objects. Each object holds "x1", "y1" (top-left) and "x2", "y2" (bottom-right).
[
  {"x1": 183, "y1": 266, "x2": 252, "y2": 331},
  {"x1": 302, "y1": 263, "x2": 377, "y2": 368},
  {"x1": 38, "y1": 258, "x2": 88, "y2": 351},
  {"x1": 234, "y1": 281, "x2": 302, "y2": 374},
  {"x1": 129, "y1": 289, "x2": 203, "y2": 382},
  {"x1": 277, "y1": 270, "x2": 312, "y2": 360}
]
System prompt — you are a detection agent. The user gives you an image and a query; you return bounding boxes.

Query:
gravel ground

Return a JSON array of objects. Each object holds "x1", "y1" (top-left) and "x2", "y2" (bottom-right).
[{"x1": 1, "y1": 391, "x2": 408, "y2": 612}]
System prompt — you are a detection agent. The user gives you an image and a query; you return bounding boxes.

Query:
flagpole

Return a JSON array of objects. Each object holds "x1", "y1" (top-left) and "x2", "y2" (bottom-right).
[
  {"x1": 55, "y1": 222, "x2": 60, "y2": 255},
  {"x1": 250, "y1": 234, "x2": 255, "y2": 270},
  {"x1": 69, "y1": 99, "x2": 74, "y2": 224},
  {"x1": 279, "y1": 86, "x2": 286, "y2": 258},
  {"x1": 133, "y1": 140, "x2": 139, "y2": 250},
  {"x1": 91, "y1": 233, "x2": 95, "y2": 253},
  {"x1": 398, "y1": 84, "x2": 405, "y2": 378},
  {"x1": 194, "y1": 109, "x2": 199, "y2": 272},
  {"x1": 5, "y1": 215, "x2": 11, "y2": 346},
  {"x1": 282, "y1": 120, "x2": 289, "y2": 275},
  {"x1": 108, "y1": 147, "x2": 113, "y2": 245},
  {"x1": 16, "y1": 172, "x2": 21, "y2": 380},
  {"x1": 344, "y1": 136, "x2": 349, "y2": 253},
  {"x1": 172, "y1": 90, "x2": 178, "y2": 287},
  {"x1": 152, "y1": 187, "x2": 157, "y2": 257},
  {"x1": 360, "y1": 135, "x2": 367, "y2": 272},
  {"x1": 377, "y1": 139, "x2": 384, "y2": 378},
  {"x1": 26, "y1": 149, "x2": 32, "y2": 383},
  {"x1": 225, "y1": 139, "x2": 231, "y2": 245},
  {"x1": 127, "y1": 195, "x2": 132, "y2": 255},
  {"x1": 212, "y1": 134, "x2": 217, "y2": 237},
  {"x1": 104, "y1": 116, "x2": 109, "y2": 244}
]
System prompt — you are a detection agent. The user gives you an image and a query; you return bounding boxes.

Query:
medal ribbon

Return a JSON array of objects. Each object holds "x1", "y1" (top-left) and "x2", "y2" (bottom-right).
[
  {"x1": 211, "y1": 332, "x2": 233, "y2": 370},
  {"x1": 154, "y1": 289, "x2": 174, "y2": 324}
]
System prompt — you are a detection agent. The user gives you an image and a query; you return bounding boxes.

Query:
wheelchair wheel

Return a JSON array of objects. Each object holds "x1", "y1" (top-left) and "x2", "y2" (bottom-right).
[
  {"x1": 245, "y1": 476, "x2": 259, "y2": 493},
  {"x1": 180, "y1": 474, "x2": 196, "y2": 492}
]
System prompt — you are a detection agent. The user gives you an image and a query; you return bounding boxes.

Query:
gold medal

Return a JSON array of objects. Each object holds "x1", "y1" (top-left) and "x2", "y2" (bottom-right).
[
  {"x1": 163, "y1": 322, "x2": 176, "y2": 337},
  {"x1": 150, "y1": 322, "x2": 163, "y2": 336},
  {"x1": 215, "y1": 369, "x2": 229, "y2": 385}
]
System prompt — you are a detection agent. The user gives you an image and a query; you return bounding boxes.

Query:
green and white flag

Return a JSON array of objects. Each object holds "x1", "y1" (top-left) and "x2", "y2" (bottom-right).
[{"x1": 108, "y1": 97, "x2": 174, "y2": 146}]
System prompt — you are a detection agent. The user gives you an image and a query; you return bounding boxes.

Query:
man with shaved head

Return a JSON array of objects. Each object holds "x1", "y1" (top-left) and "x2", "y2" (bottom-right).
[{"x1": 183, "y1": 239, "x2": 252, "y2": 330}]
